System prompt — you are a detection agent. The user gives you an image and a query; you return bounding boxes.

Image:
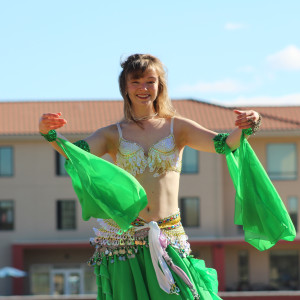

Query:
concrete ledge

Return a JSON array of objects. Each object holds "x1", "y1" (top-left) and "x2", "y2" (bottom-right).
[
  {"x1": 0, "y1": 296, "x2": 96, "y2": 300},
  {"x1": 219, "y1": 291, "x2": 300, "y2": 299},
  {"x1": 1, "y1": 292, "x2": 300, "y2": 300}
]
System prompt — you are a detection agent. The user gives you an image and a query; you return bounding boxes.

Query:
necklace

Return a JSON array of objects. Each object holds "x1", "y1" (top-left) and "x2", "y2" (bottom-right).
[{"x1": 132, "y1": 112, "x2": 158, "y2": 121}]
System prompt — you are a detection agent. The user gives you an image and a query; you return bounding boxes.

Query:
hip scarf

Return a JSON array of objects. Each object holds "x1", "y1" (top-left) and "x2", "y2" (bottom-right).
[{"x1": 89, "y1": 211, "x2": 199, "y2": 299}]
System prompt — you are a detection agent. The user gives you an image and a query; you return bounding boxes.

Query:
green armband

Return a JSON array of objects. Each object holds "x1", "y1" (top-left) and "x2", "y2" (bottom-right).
[
  {"x1": 242, "y1": 128, "x2": 253, "y2": 135},
  {"x1": 73, "y1": 140, "x2": 90, "y2": 153},
  {"x1": 213, "y1": 133, "x2": 230, "y2": 154},
  {"x1": 40, "y1": 130, "x2": 57, "y2": 142}
]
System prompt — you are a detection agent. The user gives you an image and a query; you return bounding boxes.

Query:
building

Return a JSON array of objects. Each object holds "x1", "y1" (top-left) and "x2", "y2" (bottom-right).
[{"x1": 0, "y1": 100, "x2": 299, "y2": 295}]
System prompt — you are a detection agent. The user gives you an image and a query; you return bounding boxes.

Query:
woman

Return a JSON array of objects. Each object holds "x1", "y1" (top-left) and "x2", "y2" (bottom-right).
[{"x1": 39, "y1": 54, "x2": 260, "y2": 300}]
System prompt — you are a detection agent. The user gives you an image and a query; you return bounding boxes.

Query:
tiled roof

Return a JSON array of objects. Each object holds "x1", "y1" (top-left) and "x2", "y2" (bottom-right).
[{"x1": 0, "y1": 99, "x2": 300, "y2": 136}]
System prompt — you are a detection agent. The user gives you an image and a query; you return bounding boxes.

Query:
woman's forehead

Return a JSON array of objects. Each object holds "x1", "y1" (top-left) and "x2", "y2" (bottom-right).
[{"x1": 128, "y1": 68, "x2": 158, "y2": 80}]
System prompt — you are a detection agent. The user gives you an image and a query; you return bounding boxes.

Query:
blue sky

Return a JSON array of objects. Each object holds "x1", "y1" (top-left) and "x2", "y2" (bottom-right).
[{"x1": 0, "y1": 0, "x2": 299, "y2": 106}]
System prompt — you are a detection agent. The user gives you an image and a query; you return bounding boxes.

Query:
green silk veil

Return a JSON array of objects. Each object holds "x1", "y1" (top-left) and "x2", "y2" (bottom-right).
[
  {"x1": 56, "y1": 135, "x2": 295, "y2": 250},
  {"x1": 56, "y1": 138, "x2": 148, "y2": 232},
  {"x1": 225, "y1": 134, "x2": 296, "y2": 251}
]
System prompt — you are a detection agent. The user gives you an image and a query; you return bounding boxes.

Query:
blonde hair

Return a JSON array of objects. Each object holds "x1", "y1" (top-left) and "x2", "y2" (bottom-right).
[{"x1": 119, "y1": 54, "x2": 176, "y2": 122}]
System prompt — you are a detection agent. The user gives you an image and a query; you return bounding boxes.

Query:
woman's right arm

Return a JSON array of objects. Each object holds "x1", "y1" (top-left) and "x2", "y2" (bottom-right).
[
  {"x1": 39, "y1": 112, "x2": 115, "y2": 159},
  {"x1": 39, "y1": 112, "x2": 69, "y2": 158}
]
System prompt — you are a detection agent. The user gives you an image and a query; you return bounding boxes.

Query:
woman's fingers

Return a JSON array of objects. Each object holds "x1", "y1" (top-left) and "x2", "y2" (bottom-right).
[
  {"x1": 43, "y1": 118, "x2": 67, "y2": 124},
  {"x1": 39, "y1": 112, "x2": 67, "y2": 133},
  {"x1": 41, "y1": 112, "x2": 66, "y2": 123},
  {"x1": 41, "y1": 112, "x2": 63, "y2": 120},
  {"x1": 234, "y1": 110, "x2": 256, "y2": 128}
]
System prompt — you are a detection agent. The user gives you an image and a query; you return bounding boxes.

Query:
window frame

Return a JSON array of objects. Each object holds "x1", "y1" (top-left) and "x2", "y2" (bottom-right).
[
  {"x1": 56, "y1": 199, "x2": 77, "y2": 230},
  {"x1": 288, "y1": 196, "x2": 298, "y2": 232},
  {"x1": 269, "y1": 250, "x2": 299, "y2": 290},
  {"x1": 181, "y1": 146, "x2": 199, "y2": 174},
  {"x1": 0, "y1": 146, "x2": 14, "y2": 177},
  {"x1": 0, "y1": 199, "x2": 15, "y2": 231},
  {"x1": 179, "y1": 196, "x2": 200, "y2": 228},
  {"x1": 55, "y1": 151, "x2": 68, "y2": 177},
  {"x1": 266, "y1": 143, "x2": 297, "y2": 181}
]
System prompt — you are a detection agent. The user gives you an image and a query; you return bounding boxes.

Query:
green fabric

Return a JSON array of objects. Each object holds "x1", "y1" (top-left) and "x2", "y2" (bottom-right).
[
  {"x1": 213, "y1": 133, "x2": 230, "y2": 154},
  {"x1": 56, "y1": 138, "x2": 148, "y2": 232},
  {"x1": 73, "y1": 139, "x2": 91, "y2": 153},
  {"x1": 242, "y1": 128, "x2": 253, "y2": 136},
  {"x1": 56, "y1": 137, "x2": 222, "y2": 299},
  {"x1": 94, "y1": 245, "x2": 221, "y2": 300},
  {"x1": 225, "y1": 134, "x2": 296, "y2": 251},
  {"x1": 40, "y1": 129, "x2": 57, "y2": 142}
]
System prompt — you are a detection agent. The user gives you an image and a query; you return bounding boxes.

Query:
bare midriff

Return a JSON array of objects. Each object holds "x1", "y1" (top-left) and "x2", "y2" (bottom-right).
[{"x1": 134, "y1": 170, "x2": 180, "y2": 222}]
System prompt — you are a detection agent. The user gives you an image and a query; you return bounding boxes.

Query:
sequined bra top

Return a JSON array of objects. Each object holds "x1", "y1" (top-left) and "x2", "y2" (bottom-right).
[{"x1": 116, "y1": 118, "x2": 182, "y2": 177}]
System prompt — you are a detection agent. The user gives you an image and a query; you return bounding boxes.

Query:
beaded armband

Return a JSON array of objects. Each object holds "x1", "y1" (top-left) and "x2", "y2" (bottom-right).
[
  {"x1": 73, "y1": 140, "x2": 90, "y2": 153},
  {"x1": 242, "y1": 113, "x2": 262, "y2": 136},
  {"x1": 40, "y1": 129, "x2": 57, "y2": 142},
  {"x1": 213, "y1": 133, "x2": 230, "y2": 154}
]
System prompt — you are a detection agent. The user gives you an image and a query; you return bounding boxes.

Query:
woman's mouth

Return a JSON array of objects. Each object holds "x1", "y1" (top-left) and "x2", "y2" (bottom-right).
[{"x1": 137, "y1": 94, "x2": 150, "y2": 99}]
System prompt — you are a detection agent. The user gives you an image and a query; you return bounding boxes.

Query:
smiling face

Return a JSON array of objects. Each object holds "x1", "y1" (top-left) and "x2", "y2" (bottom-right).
[
  {"x1": 126, "y1": 68, "x2": 159, "y2": 110},
  {"x1": 119, "y1": 54, "x2": 176, "y2": 122}
]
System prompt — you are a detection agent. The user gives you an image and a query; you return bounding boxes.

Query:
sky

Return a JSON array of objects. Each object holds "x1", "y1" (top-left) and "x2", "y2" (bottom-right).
[{"x1": 0, "y1": 0, "x2": 300, "y2": 106}]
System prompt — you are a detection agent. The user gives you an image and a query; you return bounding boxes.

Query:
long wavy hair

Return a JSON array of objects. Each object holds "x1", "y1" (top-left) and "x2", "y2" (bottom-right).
[{"x1": 119, "y1": 54, "x2": 176, "y2": 123}]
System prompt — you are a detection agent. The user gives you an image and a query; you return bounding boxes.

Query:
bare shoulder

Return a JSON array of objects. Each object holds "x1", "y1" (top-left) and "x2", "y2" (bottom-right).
[
  {"x1": 173, "y1": 116, "x2": 199, "y2": 147},
  {"x1": 173, "y1": 116, "x2": 199, "y2": 129},
  {"x1": 85, "y1": 123, "x2": 120, "y2": 157},
  {"x1": 92, "y1": 123, "x2": 119, "y2": 139},
  {"x1": 173, "y1": 116, "x2": 217, "y2": 150},
  {"x1": 173, "y1": 116, "x2": 203, "y2": 135}
]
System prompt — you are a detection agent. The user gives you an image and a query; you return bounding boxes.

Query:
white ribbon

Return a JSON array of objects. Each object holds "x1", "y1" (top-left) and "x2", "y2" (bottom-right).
[{"x1": 135, "y1": 221, "x2": 175, "y2": 294}]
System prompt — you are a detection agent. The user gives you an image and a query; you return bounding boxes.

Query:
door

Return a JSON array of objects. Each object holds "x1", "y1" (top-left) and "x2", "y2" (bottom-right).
[{"x1": 50, "y1": 269, "x2": 83, "y2": 295}]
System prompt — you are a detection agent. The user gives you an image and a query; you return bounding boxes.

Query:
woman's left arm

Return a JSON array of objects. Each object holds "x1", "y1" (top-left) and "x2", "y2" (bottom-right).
[{"x1": 177, "y1": 109, "x2": 260, "y2": 153}]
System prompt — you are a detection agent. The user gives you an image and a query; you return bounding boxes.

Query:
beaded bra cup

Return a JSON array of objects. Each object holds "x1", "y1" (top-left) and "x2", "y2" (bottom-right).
[{"x1": 116, "y1": 118, "x2": 182, "y2": 177}]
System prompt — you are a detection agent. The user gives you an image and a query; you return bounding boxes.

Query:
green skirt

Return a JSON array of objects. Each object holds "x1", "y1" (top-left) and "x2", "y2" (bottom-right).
[{"x1": 89, "y1": 216, "x2": 221, "y2": 300}]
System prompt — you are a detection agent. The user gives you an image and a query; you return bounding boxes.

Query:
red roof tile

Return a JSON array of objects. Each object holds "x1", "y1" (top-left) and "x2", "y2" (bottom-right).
[{"x1": 0, "y1": 99, "x2": 299, "y2": 136}]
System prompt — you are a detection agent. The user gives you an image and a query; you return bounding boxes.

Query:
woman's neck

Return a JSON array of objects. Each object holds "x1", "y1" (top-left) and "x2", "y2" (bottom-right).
[{"x1": 132, "y1": 107, "x2": 157, "y2": 121}]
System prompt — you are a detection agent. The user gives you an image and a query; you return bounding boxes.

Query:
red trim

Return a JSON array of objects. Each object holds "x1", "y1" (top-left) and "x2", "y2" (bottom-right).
[
  {"x1": 222, "y1": 297, "x2": 300, "y2": 300},
  {"x1": 212, "y1": 244, "x2": 225, "y2": 291},
  {"x1": 12, "y1": 242, "x2": 89, "y2": 295},
  {"x1": 12, "y1": 239, "x2": 298, "y2": 295},
  {"x1": 12, "y1": 245, "x2": 24, "y2": 295},
  {"x1": 190, "y1": 238, "x2": 300, "y2": 247}
]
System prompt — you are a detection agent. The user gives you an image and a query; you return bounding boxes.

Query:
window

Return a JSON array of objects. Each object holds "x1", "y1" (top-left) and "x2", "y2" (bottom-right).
[
  {"x1": 238, "y1": 250, "x2": 249, "y2": 289},
  {"x1": 270, "y1": 250, "x2": 299, "y2": 290},
  {"x1": 288, "y1": 196, "x2": 298, "y2": 231},
  {"x1": 30, "y1": 264, "x2": 97, "y2": 295},
  {"x1": 0, "y1": 200, "x2": 14, "y2": 230},
  {"x1": 267, "y1": 143, "x2": 297, "y2": 180},
  {"x1": 181, "y1": 146, "x2": 199, "y2": 174},
  {"x1": 56, "y1": 200, "x2": 76, "y2": 230},
  {"x1": 0, "y1": 147, "x2": 13, "y2": 176},
  {"x1": 55, "y1": 152, "x2": 68, "y2": 176},
  {"x1": 237, "y1": 225, "x2": 244, "y2": 235},
  {"x1": 30, "y1": 265, "x2": 50, "y2": 295},
  {"x1": 180, "y1": 197, "x2": 199, "y2": 227}
]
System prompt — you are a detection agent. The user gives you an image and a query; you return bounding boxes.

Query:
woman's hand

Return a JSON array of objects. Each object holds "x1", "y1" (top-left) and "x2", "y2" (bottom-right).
[
  {"x1": 39, "y1": 112, "x2": 67, "y2": 134},
  {"x1": 234, "y1": 109, "x2": 260, "y2": 129}
]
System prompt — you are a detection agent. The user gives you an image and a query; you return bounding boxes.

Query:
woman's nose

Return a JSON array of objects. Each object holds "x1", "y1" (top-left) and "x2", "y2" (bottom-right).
[{"x1": 139, "y1": 83, "x2": 147, "y2": 90}]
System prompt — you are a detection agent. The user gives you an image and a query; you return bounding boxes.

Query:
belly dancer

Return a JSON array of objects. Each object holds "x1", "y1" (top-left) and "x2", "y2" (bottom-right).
[{"x1": 39, "y1": 54, "x2": 261, "y2": 299}]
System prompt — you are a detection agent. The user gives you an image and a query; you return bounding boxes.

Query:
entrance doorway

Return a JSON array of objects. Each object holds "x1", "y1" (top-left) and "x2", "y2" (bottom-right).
[{"x1": 50, "y1": 269, "x2": 83, "y2": 295}]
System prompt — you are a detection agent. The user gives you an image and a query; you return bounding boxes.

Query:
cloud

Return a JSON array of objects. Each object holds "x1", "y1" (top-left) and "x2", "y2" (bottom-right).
[
  {"x1": 178, "y1": 78, "x2": 248, "y2": 94},
  {"x1": 218, "y1": 93, "x2": 300, "y2": 106},
  {"x1": 225, "y1": 23, "x2": 245, "y2": 30},
  {"x1": 236, "y1": 65, "x2": 255, "y2": 73},
  {"x1": 267, "y1": 45, "x2": 300, "y2": 70}
]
